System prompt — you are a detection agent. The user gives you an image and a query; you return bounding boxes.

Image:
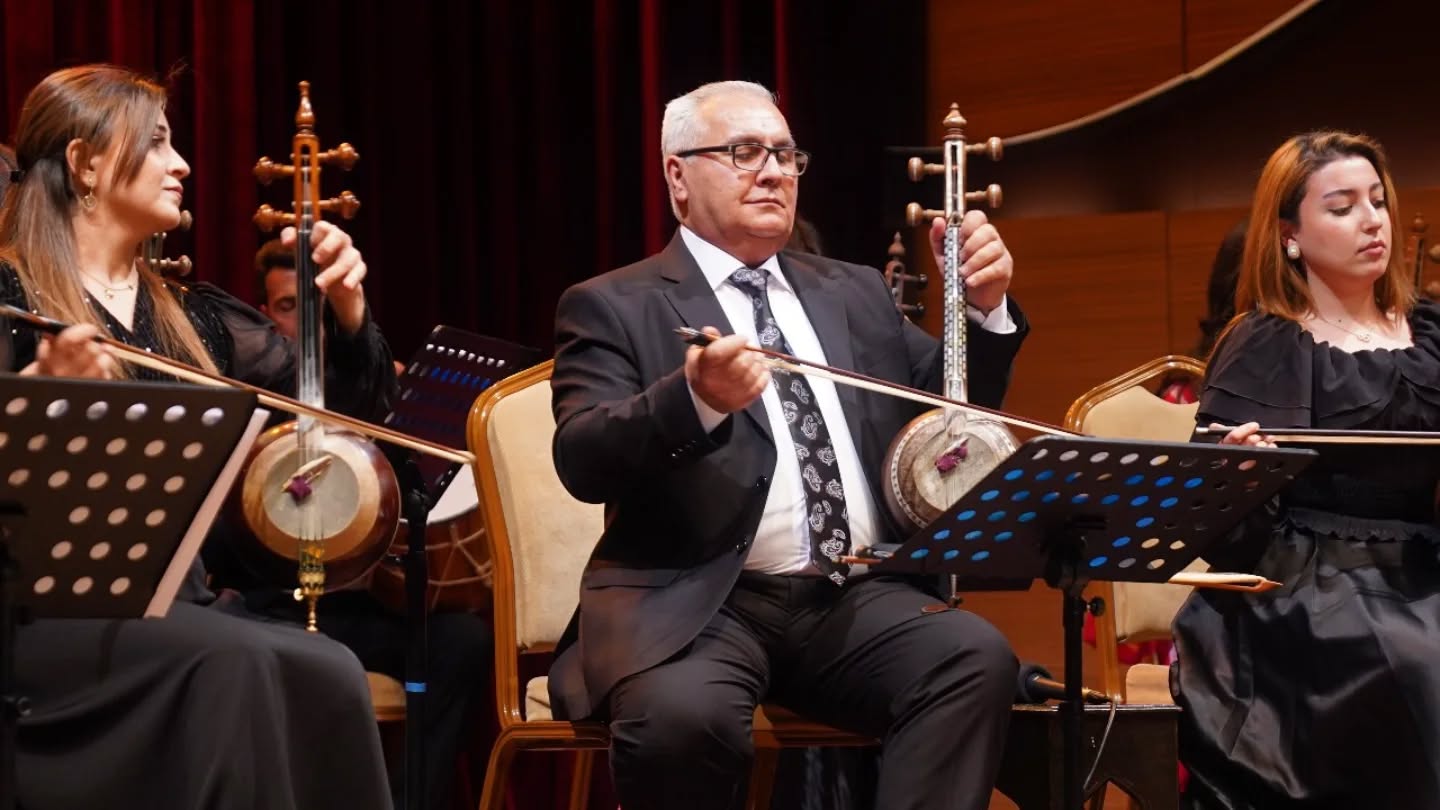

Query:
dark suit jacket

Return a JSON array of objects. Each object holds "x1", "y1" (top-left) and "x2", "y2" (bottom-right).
[{"x1": 548, "y1": 231, "x2": 1029, "y2": 720}]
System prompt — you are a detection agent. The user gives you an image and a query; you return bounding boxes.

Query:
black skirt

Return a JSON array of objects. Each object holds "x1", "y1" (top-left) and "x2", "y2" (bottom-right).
[
  {"x1": 16, "y1": 594, "x2": 392, "y2": 810},
  {"x1": 1173, "y1": 507, "x2": 1440, "y2": 809}
]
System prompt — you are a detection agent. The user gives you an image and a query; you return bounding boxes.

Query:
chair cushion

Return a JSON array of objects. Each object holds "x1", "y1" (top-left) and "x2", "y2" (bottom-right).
[
  {"x1": 525, "y1": 675, "x2": 553, "y2": 722},
  {"x1": 1083, "y1": 386, "x2": 1198, "y2": 442},
  {"x1": 1125, "y1": 662, "x2": 1174, "y2": 705},
  {"x1": 487, "y1": 380, "x2": 605, "y2": 650},
  {"x1": 1080, "y1": 383, "x2": 1206, "y2": 643},
  {"x1": 367, "y1": 671, "x2": 407, "y2": 723},
  {"x1": 1112, "y1": 557, "x2": 1208, "y2": 642}
]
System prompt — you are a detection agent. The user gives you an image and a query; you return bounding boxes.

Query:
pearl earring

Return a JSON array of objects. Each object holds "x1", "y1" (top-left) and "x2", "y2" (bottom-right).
[{"x1": 1285, "y1": 243, "x2": 1300, "y2": 260}]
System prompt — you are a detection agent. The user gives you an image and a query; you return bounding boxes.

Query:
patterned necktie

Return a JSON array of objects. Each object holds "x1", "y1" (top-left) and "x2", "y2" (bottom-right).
[{"x1": 729, "y1": 267, "x2": 852, "y2": 585}]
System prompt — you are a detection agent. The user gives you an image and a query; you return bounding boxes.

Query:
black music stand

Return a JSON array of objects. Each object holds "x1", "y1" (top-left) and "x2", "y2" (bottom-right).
[
  {"x1": 871, "y1": 434, "x2": 1316, "y2": 810},
  {"x1": 385, "y1": 326, "x2": 541, "y2": 810},
  {"x1": 0, "y1": 375, "x2": 265, "y2": 810}
]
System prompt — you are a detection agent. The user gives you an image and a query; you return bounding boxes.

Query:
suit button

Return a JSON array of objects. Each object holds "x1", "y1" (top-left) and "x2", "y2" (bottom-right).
[{"x1": 755, "y1": 476, "x2": 768, "y2": 489}]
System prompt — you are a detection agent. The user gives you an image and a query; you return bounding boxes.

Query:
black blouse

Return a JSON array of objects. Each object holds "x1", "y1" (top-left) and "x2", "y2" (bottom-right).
[
  {"x1": 1, "y1": 261, "x2": 396, "y2": 424},
  {"x1": 1198, "y1": 299, "x2": 1440, "y2": 526}
]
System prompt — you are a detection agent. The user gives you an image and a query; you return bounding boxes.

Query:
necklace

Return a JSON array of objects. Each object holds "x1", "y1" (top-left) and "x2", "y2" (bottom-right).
[
  {"x1": 80, "y1": 270, "x2": 137, "y2": 301},
  {"x1": 1315, "y1": 313, "x2": 1384, "y2": 344}
]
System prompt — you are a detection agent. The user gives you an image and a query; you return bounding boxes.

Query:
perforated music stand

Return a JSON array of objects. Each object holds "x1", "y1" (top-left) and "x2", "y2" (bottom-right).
[
  {"x1": 389, "y1": 325, "x2": 543, "y2": 495},
  {"x1": 871, "y1": 434, "x2": 1317, "y2": 810},
  {"x1": 0, "y1": 375, "x2": 265, "y2": 810},
  {"x1": 384, "y1": 326, "x2": 541, "y2": 810}
]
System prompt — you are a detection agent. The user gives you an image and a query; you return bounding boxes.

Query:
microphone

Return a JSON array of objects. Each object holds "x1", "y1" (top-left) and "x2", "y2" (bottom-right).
[{"x1": 1015, "y1": 662, "x2": 1111, "y2": 704}]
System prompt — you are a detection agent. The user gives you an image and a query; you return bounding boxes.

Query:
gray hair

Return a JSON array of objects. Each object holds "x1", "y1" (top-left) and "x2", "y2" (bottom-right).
[
  {"x1": 661, "y1": 81, "x2": 778, "y2": 219},
  {"x1": 661, "y1": 80, "x2": 777, "y2": 156}
]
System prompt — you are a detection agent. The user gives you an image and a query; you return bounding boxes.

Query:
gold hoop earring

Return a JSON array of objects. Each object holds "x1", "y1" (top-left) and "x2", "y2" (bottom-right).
[{"x1": 80, "y1": 184, "x2": 97, "y2": 212}]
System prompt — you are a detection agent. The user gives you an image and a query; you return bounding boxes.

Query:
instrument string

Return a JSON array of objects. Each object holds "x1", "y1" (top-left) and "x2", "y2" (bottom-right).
[{"x1": 1, "y1": 304, "x2": 472, "y2": 465}]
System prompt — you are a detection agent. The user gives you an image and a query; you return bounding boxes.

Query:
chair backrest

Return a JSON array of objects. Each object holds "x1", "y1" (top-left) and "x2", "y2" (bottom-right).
[
  {"x1": 1065, "y1": 355, "x2": 1206, "y2": 697},
  {"x1": 469, "y1": 360, "x2": 604, "y2": 724}
]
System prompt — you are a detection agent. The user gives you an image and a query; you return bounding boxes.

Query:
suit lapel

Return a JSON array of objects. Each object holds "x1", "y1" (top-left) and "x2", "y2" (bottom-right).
[
  {"x1": 779, "y1": 252, "x2": 868, "y2": 451},
  {"x1": 659, "y1": 233, "x2": 773, "y2": 443}
]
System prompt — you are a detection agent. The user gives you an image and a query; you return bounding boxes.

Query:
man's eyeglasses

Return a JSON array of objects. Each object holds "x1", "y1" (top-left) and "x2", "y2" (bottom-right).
[{"x1": 674, "y1": 143, "x2": 811, "y2": 176}]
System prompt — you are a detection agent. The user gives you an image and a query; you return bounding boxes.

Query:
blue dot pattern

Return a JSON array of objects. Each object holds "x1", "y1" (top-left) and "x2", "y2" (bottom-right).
[{"x1": 876, "y1": 436, "x2": 1311, "y2": 584}]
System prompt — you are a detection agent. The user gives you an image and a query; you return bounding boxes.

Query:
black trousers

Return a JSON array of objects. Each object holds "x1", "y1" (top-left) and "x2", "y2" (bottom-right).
[
  {"x1": 255, "y1": 590, "x2": 493, "y2": 810},
  {"x1": 605, "y1": 572, "x2": 1017, "y2": 810}
]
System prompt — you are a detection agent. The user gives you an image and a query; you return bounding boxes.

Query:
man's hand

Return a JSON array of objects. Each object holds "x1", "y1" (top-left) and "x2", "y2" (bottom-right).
[
  {"x1": 684, "y1": 326, "x2": 770, "y2": 414},
  {"x1": 929, "y1": 210, "x2": 1013, "y2": 315}
]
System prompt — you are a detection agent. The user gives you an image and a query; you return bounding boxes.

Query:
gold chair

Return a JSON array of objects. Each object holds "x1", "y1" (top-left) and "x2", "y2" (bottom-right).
[
  {"x1": 367, "y1": 671, "x2": 408, "y2": 792},
  {"x1": 468, "y1": 360, "x2": 872, "y2": 810},
  {"x1": 1064, "y1": 355, "x2": 1206, "y2": 705},
  {"x1": 367, "y1": 672, "x2": 408, "y2": 723}
]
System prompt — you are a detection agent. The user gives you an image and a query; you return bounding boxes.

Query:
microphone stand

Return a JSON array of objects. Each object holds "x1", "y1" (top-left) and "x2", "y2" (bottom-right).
[{"x1": 391, "y1": 453, "x2": 436, "y2": 810}]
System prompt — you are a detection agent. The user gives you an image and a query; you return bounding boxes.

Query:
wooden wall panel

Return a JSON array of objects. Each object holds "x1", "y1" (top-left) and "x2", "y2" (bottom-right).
[
  {"x1": 923, "y1": 0, "x2": 1440, "y2": 221},
  {"x1": 925, "y1": 0, "x2": 1183, "y2": 140},
  {"x1": 961, "y1": 585, "x2": 1101, "y2": 683},
  {"x1": 1184, "y1": 0, "x2": 1310, "y2": 69},
  {"x1": 924, "y1": 1, "x2": 1310, "y2": 142},
  {"x1": 995, "y1": 212, "x2": 1172, "y2": 427},
  {"x1": 1166, "y1": 207, "x2": 1248, "y2": 355}
]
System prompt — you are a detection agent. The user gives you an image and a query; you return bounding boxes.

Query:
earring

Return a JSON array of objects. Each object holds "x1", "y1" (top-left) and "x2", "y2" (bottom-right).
[
  {"x1": 80, "y1": 184, "x2": 97, "y2": 212},
  {"x1": 1285, "y1": 242, "x2": 1301, "y2": 260}
]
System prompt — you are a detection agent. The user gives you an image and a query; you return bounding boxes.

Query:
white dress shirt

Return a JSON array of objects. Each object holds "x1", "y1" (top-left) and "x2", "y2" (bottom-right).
[{"x1": 680, "y1": 226, "x2": 1013, "y2": 575}]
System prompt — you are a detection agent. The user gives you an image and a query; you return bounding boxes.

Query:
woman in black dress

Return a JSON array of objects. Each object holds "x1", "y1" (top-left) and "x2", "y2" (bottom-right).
[
  {"x1": 1, "y1": 65, "x2": 395, "y2": 809},
  {"x1": 1175, "y1": 130, "x2": 1440, "y2": 808}
]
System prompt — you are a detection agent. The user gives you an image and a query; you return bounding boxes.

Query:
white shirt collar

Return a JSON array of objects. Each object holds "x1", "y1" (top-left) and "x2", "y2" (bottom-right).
[{"x1": 679, "y1": 226, "x2": 789, "y2": 295}]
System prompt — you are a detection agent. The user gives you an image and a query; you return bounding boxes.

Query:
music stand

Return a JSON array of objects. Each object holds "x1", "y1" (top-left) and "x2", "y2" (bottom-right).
[
  {"x1": 385, "y1": 326, "x2": 541, "y2": 810},
  {"x1": 872, "y1": 434, "x2": 1317, "y2": 810},
  {"x1": 0, "y1": 375, "x2": 265, "y2": 810}
]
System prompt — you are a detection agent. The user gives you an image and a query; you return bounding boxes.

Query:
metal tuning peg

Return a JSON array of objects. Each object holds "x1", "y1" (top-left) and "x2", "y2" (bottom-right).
[
  {"x1": 253, "y1": 82, "x2": 359, "y2": 237},
  {"x1": 903, "y1": 104, "x2": 1003, "y2": 227},
  {"x1": 888, "y1": 231, "x2": 907, "y2": 263},
  {"x1": 253, "y1": 156, "x2": 295, "y2": 185},
  {"x1": 317, "y1": 143, "x2": 359, "y2": 170},
  {"x1": 319, "y1": 190, "x2": 361, "y2": 219},
  {"x1": 905, "y1": 202, "x2": 945, "y2": 228},
  {"x1": 966, "y1": 136, "x2": 1003, "y2": 162},
  {"x1": 144, "y1": 210, "x2": 195, "y2": 279},
  {"x1": 253, "y1": 204, "x2": 296, "y2": 232},
  {"x1": 907, "y1": 156, "x2": 944, "y2": 182},
  {"x1": 152, "y1": 256, "x2": 193, "y2": 277},
  {"x1": 887, "y1": 232, "x2": 927, "y2": 291},
  {"x1": 884, "y1": 231, "x2": 927, "y2": 321},
  {"x1": 965, "y1": 184, "x2": 1003, "y2": 208}
]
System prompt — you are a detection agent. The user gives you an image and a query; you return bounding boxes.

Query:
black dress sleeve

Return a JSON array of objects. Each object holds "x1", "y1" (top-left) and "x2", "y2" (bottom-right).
[
  {"x1": 184, "y1": 282, "x2": 397, "y2": 423},
  {"x1": 1, "y1": 262, "x2": 38, "y2": 373},
  {"x1": 1196, "y1": 314, "x2": 1314, "y2": 429}
]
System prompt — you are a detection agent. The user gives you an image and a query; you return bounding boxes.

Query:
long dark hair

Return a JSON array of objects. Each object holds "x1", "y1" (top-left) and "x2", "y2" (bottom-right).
[
  {"x1": 0, "y1": 64, "x2": 217, "y2": 374},
  {"x1": 1197, "y1": 218, "x2": 1246, "y2": 359}
]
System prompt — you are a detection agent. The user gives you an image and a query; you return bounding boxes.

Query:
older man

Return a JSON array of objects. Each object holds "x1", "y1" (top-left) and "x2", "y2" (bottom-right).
[{"x1": 549, "y1": 80, "x2": 1029, "y2": 810}]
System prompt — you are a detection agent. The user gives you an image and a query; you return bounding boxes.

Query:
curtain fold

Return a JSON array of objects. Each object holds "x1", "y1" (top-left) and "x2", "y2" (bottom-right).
[{"x1": 3, "y1": 0, "x2": 923, "y2": 366}]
